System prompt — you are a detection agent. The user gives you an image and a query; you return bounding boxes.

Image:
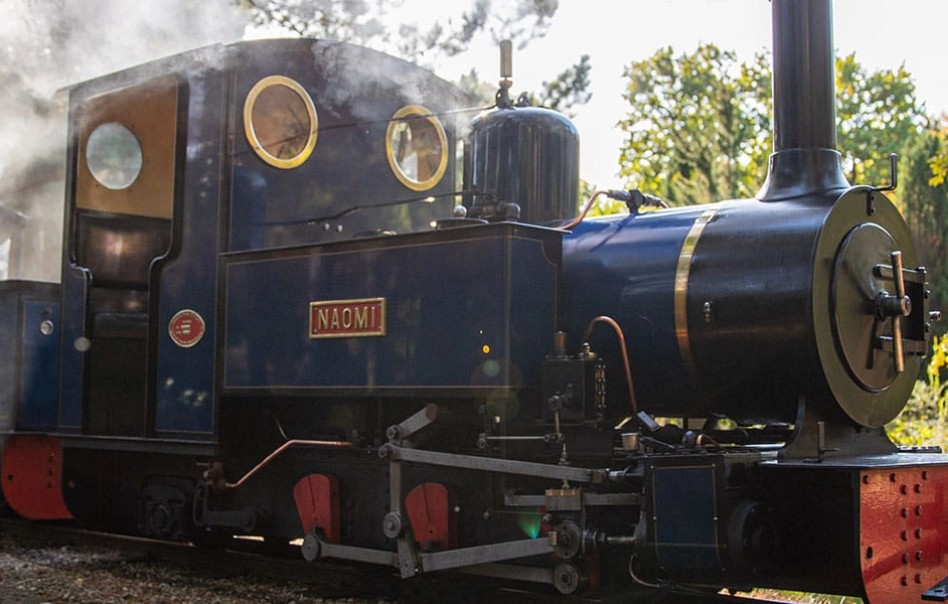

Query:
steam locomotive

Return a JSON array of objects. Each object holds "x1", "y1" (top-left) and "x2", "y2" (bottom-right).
[{"x1": 2, "y1": 1, "x2": 946, "y2": 602}]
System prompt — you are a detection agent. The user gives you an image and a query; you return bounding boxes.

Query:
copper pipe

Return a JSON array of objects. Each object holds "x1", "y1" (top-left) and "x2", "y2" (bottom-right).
[
  {"x1": 561, "y1": 189, "x2": 608, "y2": 230},
  {"x1": 696, "y1": 433, "x2": 720, "y2": 448},
  {"x1": 582, "y1": 315, "x2": 639, "y2": 415},
  {"x1": 223, "y1": 439, "x2": 352, "y2": 490}
]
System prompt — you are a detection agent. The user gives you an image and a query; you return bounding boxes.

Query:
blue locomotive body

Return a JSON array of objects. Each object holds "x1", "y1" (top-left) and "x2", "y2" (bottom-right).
[
  {"x1": 1, "y1": 4, "x2": 947, "y2": 602},
  {"x1": 221, "y1": 223, "x2": 559, "y2": 397}
]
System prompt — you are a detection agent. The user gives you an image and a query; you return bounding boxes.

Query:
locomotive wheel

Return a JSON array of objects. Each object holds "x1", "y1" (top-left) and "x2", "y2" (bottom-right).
[
  {"x1": 553, "y1": 562, "x2": 585, "y2": 595},
  {"x1": 727, "y1": 500, "x2": 776, "y2": 573}
]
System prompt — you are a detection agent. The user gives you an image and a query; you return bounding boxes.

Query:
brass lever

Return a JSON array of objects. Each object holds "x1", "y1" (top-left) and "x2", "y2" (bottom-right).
[{"x1": 874, "y1": 251, "x2": 912, "y2": 372}]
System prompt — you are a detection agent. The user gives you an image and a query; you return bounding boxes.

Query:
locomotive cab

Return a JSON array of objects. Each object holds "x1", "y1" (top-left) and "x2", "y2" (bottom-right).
[
  {"x1": 52, "y1": 40, "x2": 482, "y2": 446},
  {"x1": 68, "y1": 75, "x2": 178, "y2": 437}
]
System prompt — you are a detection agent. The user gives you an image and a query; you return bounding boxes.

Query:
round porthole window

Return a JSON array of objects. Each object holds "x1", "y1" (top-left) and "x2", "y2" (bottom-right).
[
  {"x1": 386, "y1": 105, "x2": 448, "y2": 191},
  {"x1": 85, "y1": 122, "x2": 143, "y2": 190},
  {"x1": 243, "y1": 75, "x2": 318, "y2": 169}
]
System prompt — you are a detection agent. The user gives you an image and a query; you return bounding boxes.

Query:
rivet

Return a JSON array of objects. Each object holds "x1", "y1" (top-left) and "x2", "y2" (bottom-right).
[
  {"x1": 702, "y1": 301, "x2": 714, "y2": 323},
  {"x1": 901, "y1": 530, "x2": 908, "y2": 541},
  {"x1": 890, "y1": 473, "x2": 897, "y2": 482},
  {"x1": 922, "y1": 471, "x2": 928, "y2": 480},
  {"x1": 39, "y1": 320, "x2": 54, "y2": 336},
  {"x1": 863, "y1": 475, "x2": 871, "y2": 485},
  {"x1": 901, "y1": 576, "x2": 909, "y2": 587},
  {"x1": 915, "y1": 528, "x2": 922, "y2": 540},
  {"x1": 900, "y1": 508, "x2": 908, "y2": 518},
  {"x1": 902, "y1": 553, "x2": 909, "y2": 564},
  {"x1": 900, "y1": 484, "x2": 908, "y2": 495},
  {"x1": 915, "y1": 573, "x2": 923, "y2": 584},
  {"x1": 916, "y1": 550, "x2": 923, "y2": 562},
  {"x1": 916, "y1": 505, "x2": 923, "y2": 517},
  {"x1": 914, "y1": 484, "x2": 921, "y2": 493}
]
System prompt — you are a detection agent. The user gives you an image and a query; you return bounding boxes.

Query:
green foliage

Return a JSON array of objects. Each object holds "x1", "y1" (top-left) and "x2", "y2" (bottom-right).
[
  {"x1": 749, "y1": 590, "x2": 863, "y2": 604},
  {"x1": 247, "y1": 0, "x2": 387, "y2": 45},
  {"x1": 887, "y1": 336, "x2": 948, "y2": 449},
  {"x1": 932, "y1": 153, "x2": 948, "y2": 186},
  {"x1": 927, "y1": 116, "x2": 948, "y2": 186},
  {"x1": 900, "y1": 127, "x2": 948, "y2": 315},
  {"x1": 835, "y1": 53, "x2": 930, "y2": 185},
  {"x1": 584, "y1": 197, "x2": 625, "y2": 218},
  {"x1": 618, "y1": 47, "x2": 929, "y2": 206},
  {"x1": 617, "y1": 44, "x2": 772, "y2": 205},
  {"x1": 533, "y1": 54, "x2": 592, "y2": 117}
]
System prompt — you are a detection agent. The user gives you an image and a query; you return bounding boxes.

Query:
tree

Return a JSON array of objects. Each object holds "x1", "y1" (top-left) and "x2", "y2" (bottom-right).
[
  {"x1": 929, "y1": 115, "x2": 948, "y2": 187},
  {"x1": 617, "y1": 46, "x2": 930, "y2": 206},
  {"x1": 835, "y1": 53, "x2": 930, "y2": 186},
  {"x1": 245, "y1": 0, "x2": 559, "y2": 64},
  {"x1": 887, "y1": 336, "x2": 948, "y2": 449},
  {"x1": 617, "y1": 44, "x2": 771, "y2": 205},
  {"x1": 533, "y1": 54, "x2": 591, "y2": 117},
  {"x1": 901, "y1": 128, "x2": 948, "y2": 317}
]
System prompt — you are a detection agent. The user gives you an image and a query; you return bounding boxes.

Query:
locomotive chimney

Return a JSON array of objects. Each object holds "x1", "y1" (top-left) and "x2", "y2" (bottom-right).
[{"x1": 757, "y1": 0, "x2": 850, "y2": 201}]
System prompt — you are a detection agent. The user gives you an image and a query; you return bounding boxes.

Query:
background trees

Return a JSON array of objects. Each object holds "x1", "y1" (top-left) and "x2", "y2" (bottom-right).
[
  {"x1": 617, "y1": 46, "x2": 930, "y2": 204},
  {"x1": 835, "y1": 53, "x2": 930, "y2": 185},
  {"x1": 243, "y1": 0, "x2": 558, "y2": 64},
  {"x1": 617, "y1": 44, "x2": 771, "y2": 205},
  {"x1": 901, "y1": 127, "x2": 948, "y2": 312}
]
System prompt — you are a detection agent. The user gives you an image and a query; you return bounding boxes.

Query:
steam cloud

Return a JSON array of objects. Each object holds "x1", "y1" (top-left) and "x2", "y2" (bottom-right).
[
  {"x1": 0, "y1": 1, "x2": 514, "y2": 281},
  {"x1": 0, "y1": 0, "x2": 248, "y2": 281}
]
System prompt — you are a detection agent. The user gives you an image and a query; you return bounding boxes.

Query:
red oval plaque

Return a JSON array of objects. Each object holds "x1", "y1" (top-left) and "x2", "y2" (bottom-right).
[{"x1": 169, "y1": 309, "x2": 206, "y2": 348}]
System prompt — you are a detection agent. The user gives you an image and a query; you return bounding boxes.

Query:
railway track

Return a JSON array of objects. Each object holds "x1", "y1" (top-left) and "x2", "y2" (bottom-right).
[
  {"x1": 0, "y1": 519, "x2": 799, "y2": 604},
  {"x1": 0, "y1": 518, "x2": 406, "y2": 602},
  {"x1": 0, "y1": 519, "x2": 567, "y2": 603}
]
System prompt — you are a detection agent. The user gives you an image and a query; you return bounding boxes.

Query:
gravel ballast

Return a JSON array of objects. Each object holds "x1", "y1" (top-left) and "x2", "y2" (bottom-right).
[{"x1": 0, "y1": 534, "x2": 385, "y2": 604}]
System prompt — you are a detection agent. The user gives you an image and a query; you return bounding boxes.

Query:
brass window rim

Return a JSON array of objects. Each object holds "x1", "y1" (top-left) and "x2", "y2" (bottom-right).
[
  {"x1": 243, "y1": 75, "x2": 318, "y2": 169},
  {"x1": 385, "y1": 104, "x2": 448, "y2": 192}
]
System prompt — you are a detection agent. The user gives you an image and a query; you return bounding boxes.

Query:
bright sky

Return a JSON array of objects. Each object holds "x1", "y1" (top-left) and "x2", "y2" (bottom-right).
[{"x1": 432, "y1": 0, "x2": 948, "y2": 188}]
